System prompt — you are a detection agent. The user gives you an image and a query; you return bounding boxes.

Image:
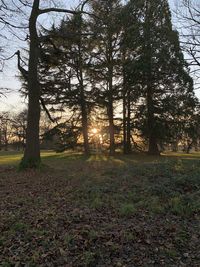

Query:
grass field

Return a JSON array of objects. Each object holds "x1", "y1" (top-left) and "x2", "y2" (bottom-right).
[{"x1": 0, "y1": 151, "x2": 200, "y2": 266}]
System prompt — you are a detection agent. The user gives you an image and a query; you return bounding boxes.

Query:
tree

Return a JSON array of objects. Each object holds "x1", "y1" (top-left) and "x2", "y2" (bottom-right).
[
  {"x1": 11, "y1": 109, "x2": 27, "y2": 151},
  {"x1": 123, "y1": 0, "x2": 194, "y2": 155},
  {"x1": 0, "y1": 112, "x2": 12, "y2": 151},
  {"x1": 176, "y1": 0, "x2": 200, "y2": 83},
  {"x1": 88, "y1": 0, "x2": 122, "y2": 155},
  {"x1": 38, "y1": 12, "x2": 94, "y2": 155},
  {"x1": 120, "y1": 0, "x2": 144, "y2": 154},
  {"x1": 9, "y1": 0, "x2": 198, "y2": 158},
  {"x1": 14, "y1": 0, "x2": 90, "y2": 168}
]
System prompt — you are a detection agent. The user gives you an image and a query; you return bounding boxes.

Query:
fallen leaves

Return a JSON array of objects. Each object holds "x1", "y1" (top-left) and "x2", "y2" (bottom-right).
[{"x1": 0, "y1": 159, "x2": 200, "y2": 266}]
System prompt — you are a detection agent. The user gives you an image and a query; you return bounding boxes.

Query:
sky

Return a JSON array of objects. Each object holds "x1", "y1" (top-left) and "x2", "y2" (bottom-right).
[
  {"x1": 0, "y1": 0, "x2": 79, "y2": 112},
  {"x1": 0, "y1": 0, "x2": 199, "y2": 112}
]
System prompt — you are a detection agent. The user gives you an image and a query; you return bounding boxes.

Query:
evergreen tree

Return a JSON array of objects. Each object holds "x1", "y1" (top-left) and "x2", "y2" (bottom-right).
[
  {"x1": 88, "y1": 0, "x2": 122, "y2": 155},
  {"x1": 124, "y1": 0, "x2": 195, "y2": 155},
  {"x1": 19, "y1": 0, "x2": 198, "y2": 157},
  {"x1": 120, "y1": 0, "x2": 143, "y2": 153},
  {"x1": 38, "y1": 13, "x2": 94, "y2": 155}
]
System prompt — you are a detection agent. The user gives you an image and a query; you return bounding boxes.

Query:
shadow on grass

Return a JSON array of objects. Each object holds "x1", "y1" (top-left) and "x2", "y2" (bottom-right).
[
  {"x1": 0, "y1": 150, "x2": 200, "y2": 168},
  {"x1": 42, "y1": 151, "x2": 90, "y2": 161},
  {"x1": 163, "y1": 151, "x2": 200, "y2": 161}
]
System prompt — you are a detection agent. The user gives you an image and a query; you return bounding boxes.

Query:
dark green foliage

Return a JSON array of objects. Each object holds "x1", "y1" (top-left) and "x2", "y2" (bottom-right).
[
  {"x1": 42, "y1": 123, "x2": 80, "y2": 152},
  {"x1": 122, "y1": 0, "x2": 196, "y2": 154},
  {"x1": 18, "y1": 0, "x2": 199, "y2": 161}
]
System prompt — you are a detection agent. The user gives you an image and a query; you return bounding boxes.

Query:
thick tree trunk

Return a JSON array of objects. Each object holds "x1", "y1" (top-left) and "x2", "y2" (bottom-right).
[
  {"x1": 22, "y1": 0, "x2": 41, "y2": 167},
  {"x1": 148, "y1": 134, "x2": 160, "y2": 155},
  {"x1": 145, "y1": 2, "x2": 160, "y2": 156}
]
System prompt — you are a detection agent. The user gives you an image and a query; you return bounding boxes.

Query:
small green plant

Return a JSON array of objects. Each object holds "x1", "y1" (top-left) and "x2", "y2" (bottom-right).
[
  {"x1": 82, "y1": 251, "x2": 96, "y2": 266},
  {"x1": 88, "y1": 230, "x2": 98, "y2": 240},
  {"x1": 168, "y1": 196, "x2": 194, "y2": 216},
  {"x1": 175, "y1": 230, "x2": 190, "y2": 246},
  {"x1": 174, "y1": 159, "x2": 184, "y2": 172},
  {"x1": 123, "y1": 231, "x2": 136, "y2": 241},
  {"x1": 164, "y1": 248, "x2": 178, "y2": 259},
  {"x1": 64, "y1": 233, "x2": 74, "y2": 247},
  {"x1": 1, "y1": 262, "x2": 12, "y2": 267},
  {"x1": 11, "y1": 222, "x2": 28, "y2": 232},
  {"x1": 136, "y1": 196, "x2": 165, "y2": 214},
  {"x1": 148, "y1": 196, "x2": 165, "y2": 213},
  {"x1": 169, "y1": 196, "x2": 184, "y2": 215},
  {"x1": 119, "y1": 203, "x2": 136, "y2": 217},
  {"x1": 32, "y1": 229, "x2": 48, "y2": 237},
  {"x1": 90, "y1": 196, "x2": 104, "y2": 209}
]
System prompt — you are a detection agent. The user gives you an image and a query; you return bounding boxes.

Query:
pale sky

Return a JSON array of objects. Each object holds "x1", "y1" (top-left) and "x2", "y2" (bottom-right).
[
  {"x1": 0, "y1": 0, "x2": 80, "y2": 111},
  {"x1": 0, "y1": 0, "x2": 199, "y2": 112}
]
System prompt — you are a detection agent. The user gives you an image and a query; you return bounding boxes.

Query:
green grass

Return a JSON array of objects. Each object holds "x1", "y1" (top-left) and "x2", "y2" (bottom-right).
[
  {"x1": 0, "y1": 150, "x2": 87, "y2": 166},
  {"x1": 119, "y1": 203, "x2": 137, "y2": 217},
  {"x1": 1, "y1": 149, "x2": 200, "y2": 166}
]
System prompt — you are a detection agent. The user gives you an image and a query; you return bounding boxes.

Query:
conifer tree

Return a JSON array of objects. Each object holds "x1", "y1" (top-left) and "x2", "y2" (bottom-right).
[
  {"x1": 124, "y1": 0, "x2": 195, "y2": 155},
  {"x1": 37, "y1": 11, "x2": 95, "y2": 155},
  {"x1": 88, "y1": 0, "x2": 122, "y2": 155}
]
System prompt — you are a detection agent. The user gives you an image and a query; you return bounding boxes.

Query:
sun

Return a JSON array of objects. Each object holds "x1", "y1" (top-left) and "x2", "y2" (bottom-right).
[{"x1": 91, "y1": 128, "x2": 98, "y2": 134}]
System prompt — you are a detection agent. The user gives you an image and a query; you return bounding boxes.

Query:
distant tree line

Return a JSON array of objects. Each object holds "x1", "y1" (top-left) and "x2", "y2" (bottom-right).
[
  {"x1": 0, "y1": 110, "x2": 27, "y2": 151},
  {"x1": 0, "y1": 110, "x2": 53, "y2": 151}
]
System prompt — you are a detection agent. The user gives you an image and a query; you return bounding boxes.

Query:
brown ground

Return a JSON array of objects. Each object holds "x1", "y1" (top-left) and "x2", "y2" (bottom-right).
[{"x1": 0, "y1": 154, "x2": 200, "y2": 266}]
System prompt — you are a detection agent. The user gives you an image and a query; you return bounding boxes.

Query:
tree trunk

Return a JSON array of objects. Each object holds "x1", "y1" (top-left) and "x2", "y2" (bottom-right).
[
  {"x1": 22, "y1": 0, "x2": 41, "y2": 168},
  {"x1": 148, "y1": 134, "x2": 160, "y2": 155},
  {"x1": 126, "y1": 90, "x2": 132, "y2": 153},
  {"x1": 78, "y1": 21, "x2": 90, "y2": 156},
  {"x1": 107, "y1": 72, "x2": 115, "y2": 155},
  {"x1": 0, "y1": 130, "x2": 2, "y2": 151},
  {"x1": 186, "y1": 141, "x2": 193, "y2": 154},
  {"x1": 122, "y1": 52, "x2": 128, "y2": 154},
  {"x1": 107, "y1": 33, "x2": 115, "y2": 155},
  {"x1": 80, "y1": 87, "x2": 90, "y2": 155},
  {"x1": 172, "y1": 141, "x2": 178, "y2": 152},
  {"x1": 145, "y1": 2, "x2": 160, "y2": 156},
  {"x1": 108, "y1": 94, "x2": 115, "y2": 155},
  {"x1": 147, "y1": 88, "x2": 159, "y2": 155},
  {"x1": 123, "y1": 87, "x2": 127, "y2": 154},
  {"x1": 4, "y1": 129, "x2": 8, "y2": 151},
  {"x1": 4, "y1": 137, "x2": 8, "y2": 151}
]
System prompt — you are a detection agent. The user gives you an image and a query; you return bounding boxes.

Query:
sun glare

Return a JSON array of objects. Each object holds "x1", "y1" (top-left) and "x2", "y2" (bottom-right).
[{"x1": 91, "y1": 128, "x2": 98, "y2": 134}]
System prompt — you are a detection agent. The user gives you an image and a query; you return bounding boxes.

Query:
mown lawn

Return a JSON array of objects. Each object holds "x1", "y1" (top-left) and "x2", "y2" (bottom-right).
[{"x1": 0, "y1": 151, "x2": 200, "y2": 266}]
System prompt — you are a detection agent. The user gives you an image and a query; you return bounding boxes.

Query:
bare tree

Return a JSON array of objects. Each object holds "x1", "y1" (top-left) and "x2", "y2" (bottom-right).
[
  {"x1": 11, "y1": 109, "x2": 27, "y2": 151},
  {"x1": 175, "y1": 0, "x2": 200, "y2": 84},
  {"x1": 0, "y1": 111, "x2": 13, "y2": 151}
]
